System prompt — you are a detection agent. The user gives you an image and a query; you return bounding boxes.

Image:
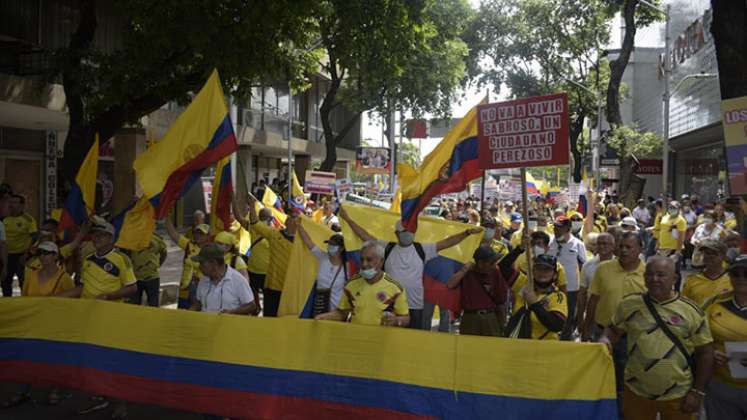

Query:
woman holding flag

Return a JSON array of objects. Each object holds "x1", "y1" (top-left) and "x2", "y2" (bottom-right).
[{"x1": 297, "y1": 226, "x2": 348, "y2": 316}]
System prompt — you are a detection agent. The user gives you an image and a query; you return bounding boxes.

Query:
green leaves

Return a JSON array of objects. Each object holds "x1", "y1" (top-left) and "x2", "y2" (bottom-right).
[{"x1": 606, "y1": 124, "x2": 663, "y2": 158}]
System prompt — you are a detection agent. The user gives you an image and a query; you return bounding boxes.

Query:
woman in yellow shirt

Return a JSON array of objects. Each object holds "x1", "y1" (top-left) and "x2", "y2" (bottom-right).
[{"x1": 3, "y1": 241, "x2": 74, "y2": 408}]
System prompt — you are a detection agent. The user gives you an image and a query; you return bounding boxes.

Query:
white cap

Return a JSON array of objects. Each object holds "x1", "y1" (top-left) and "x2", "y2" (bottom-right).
[
  {"x1": 621, "y1": 217, "x2": 638, "y2": 227},
  {"x1": 37, "y1": 241, "x2": 59, "y2": 254}
]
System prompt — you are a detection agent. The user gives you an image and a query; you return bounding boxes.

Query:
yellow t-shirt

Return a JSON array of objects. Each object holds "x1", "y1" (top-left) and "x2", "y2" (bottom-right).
[
  {"x1": 651, "y1": 213, "x2": 663, "y2": 239},
  {"x1": 127, "y1": 235, "x2": 167, "y2": 280},
  {"x1": 682, "y1": 270, "x2": 732, "y2": 308},
  {"x1": 488, "y1": 239, "x2": 510, "y2": 262},
  {"x1": 510, "y1": 273, "x2": 567, "y2": 340},
  {"x1": 177, "y1": 236, "x2": 201, "y2": 299},
  {"x1": 21, "y1": 266, "x2": 75, "y2": 297},
  {"x1": 514, "y1": 255, "x2": 567, "y2": 289},
  {"x1": 24, "y1": 242, "x2": 75, "y2": 278},
  {"x1": 4, "y1": 213, "x2": 37, "y2": 254},
  {"x1": 657, "y1": 214, "x2": 687, "y2": 250},
  {"x1": 246, "y1": 235, "x2": 270, "y2": 275},
  {"x1": 224, "y1": 252, "x2": 248, "y2": 271},
  {"x1": 80, "y1": 249, "x2": 137, "y2": 300},
  {"x1": 706, "y1": 294, "x2": 747, "y2": 388},
  {"x1": 250, "y1": 221, "x2": 294, "y2": 291},
  {"x1": 589, "y1": 259, "x2": 647, "y2": 327},
  {"x1": 611, "y1": 293, "x2": 713, "y2": 401},
  {"x1": 338, "y1": 274, "x2": 409, "y2": 326}
]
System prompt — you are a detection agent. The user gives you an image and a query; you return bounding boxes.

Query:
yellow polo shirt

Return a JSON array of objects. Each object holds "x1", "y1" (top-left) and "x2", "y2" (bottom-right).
[
  {"x1": 510, "y1": 273, "x2": 567, "y2": 340},
  {"x1": 4, "y1": 213, "x2": 37, "y2": 254},
  {"x1": 338, "y1": 273, "x2": 409, "y2": 326},
  {"x1": 250, "y1": 221, "x2": 294, "y2": 291},
  {"x1": 589, "y1": 259, "x2": 647, "y2": 326},
  {"x1": 224, "y1": 252, "x2": 248, "y2": 271},
  {"x1": 127, "y1": 235, "x2": 167, "y2": 281},
  {"x1": 706, "y1": 294, "x2": 747, "y2": 388},
  {"x1": 612, "y1": 293, "x2": 713, "y2": 401},
  {"x1": 683, "y1": 270, "x2": 732, "y2": 308},
  {"x1": 657, "y1": 214, "x2": 686, "y2": 250},
  {"x1": 246, "y1": 235, "x2": 270, "y2": 275},
  {"x1": 81, "y1": 250, "x2": 136, "y2": 300},
  {"x1": 177, "y1": 236, "x2": 201, "y2": 299}
]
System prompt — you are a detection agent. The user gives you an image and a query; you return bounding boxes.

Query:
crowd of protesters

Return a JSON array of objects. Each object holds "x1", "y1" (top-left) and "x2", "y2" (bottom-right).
[{"x1": 1, "y1": 179, "x2": 747, "y2": 420}]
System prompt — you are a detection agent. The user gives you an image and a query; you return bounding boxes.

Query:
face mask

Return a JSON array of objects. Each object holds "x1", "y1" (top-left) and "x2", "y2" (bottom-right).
[
  {"x1": 398, "y1": 231, "x2": 415, "y2": 246},
  {"x1": 571, "y1": 221, "x2": 583, "y2": 233},
  {"x1": 668, "y1": 209, "x2": 679, "y2": 217},
  {"x1": 535, "y1": 279, "x2": 554, "y2": 289},
  {"x1": 726, "y1": 247, "x2": 740, "y2": 261},
  {"x1": 327, "y1": 245, "x2": 340, "y2": 256},
  {"x1": 527, "y1": 221, "x2": 538, "y2": 230},
  {"x1": 704, "y1": 218, "x2": 714, "y2": 225},
  {"x1": 532, "y1": 245, "x2": 545, "y2": 256},
  {"x1": 360, "y1": 267, "x2": 378, "y2": 280},
  {"x1": 263, "y1": 219, "x2": 273, "y2": 226},
  {"x1": 483, "y1": 228, "x2": 496, "y2": 241}
]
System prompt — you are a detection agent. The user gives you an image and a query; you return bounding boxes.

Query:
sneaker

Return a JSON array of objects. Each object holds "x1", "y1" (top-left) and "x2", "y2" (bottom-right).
[{"x1": 78, "y1": 400, "x2": 110, "y2": 415}]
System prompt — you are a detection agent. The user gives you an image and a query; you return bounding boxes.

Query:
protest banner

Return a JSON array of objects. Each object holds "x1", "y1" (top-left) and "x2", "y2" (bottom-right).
[
  {"x1": 721, "y1": 95, "x2": 747, "y2": 195},
  {"x1": 304, "y1": 170, "x2": 336, "y2": 195},
  {"x1": 476, "y1": 93, "x2": 569, "y2": 170},
  {"x1": 355, "y1": 147, "x2": 391, "y2": 174},
  {"x1": 335, "y1": 178, "x2": 353, "y2": 198}
]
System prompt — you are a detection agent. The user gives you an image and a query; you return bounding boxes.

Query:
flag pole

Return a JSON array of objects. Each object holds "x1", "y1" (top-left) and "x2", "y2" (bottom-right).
[
  {"x1": 481, "y1": 87, "x2": 490, "y2": 214},
  {"x1": 521, "y1": 167, "x2": 534, "y2": 288}
]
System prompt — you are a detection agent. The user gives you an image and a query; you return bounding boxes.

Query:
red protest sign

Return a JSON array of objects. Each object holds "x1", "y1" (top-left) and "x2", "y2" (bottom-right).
[{"x1": 477, "y1": 93, "x2": 570, "y2": 170}]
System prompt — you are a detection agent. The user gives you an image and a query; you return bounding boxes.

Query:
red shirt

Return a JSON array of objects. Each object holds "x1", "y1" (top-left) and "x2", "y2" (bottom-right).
[{"x1": 459, "y1": 268, "x2": 507, "y2": 311}]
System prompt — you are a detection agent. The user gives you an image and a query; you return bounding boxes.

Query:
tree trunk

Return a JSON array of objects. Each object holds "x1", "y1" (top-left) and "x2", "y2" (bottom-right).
[
  {"x1": 606, "y1": 0, "x2": 638, "y2": 198},
  {"x1": 318, "y1": 57, "x2": 362, "y2": 172},
  {"x1": 710, "y1": 0, "x2": 747, "y2": 100},
  {"x1": 569, "y1": 113, "x2": 585, "y2": 183}
]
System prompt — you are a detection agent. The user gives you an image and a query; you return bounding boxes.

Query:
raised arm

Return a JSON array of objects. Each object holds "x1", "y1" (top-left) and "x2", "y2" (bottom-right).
[
  {"x1": 338, "y1": 207, "x2": 375, "y2": 242},
  {"x1": 164, "y1": 217, "x2": 181, "y2": 244},
  {"x1": 232, "y1": 200, "x2": 249, "y2": 229},
  {"x1": 248, "y1": 195, "x2": 259, "y2": 224},
  {"x1": 436, "y1": 228, "x2": 482, "y2": 252},
  {"x1": 298, "y1": 224, "x2": 315, "y2": 251},
  {"x1": 582, "y1": 190, "x2": 595, "y2": 239}
]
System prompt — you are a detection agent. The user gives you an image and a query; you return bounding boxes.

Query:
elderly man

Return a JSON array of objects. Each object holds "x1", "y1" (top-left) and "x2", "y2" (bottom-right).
[
  {"x1": 548, "y1": 215, "x2": 587, "y2": 340},
  {"x1": 316, "y1": 241, "x2": 410, "y2": 327},
  {"x1": 339, "y1": 207, "x2": 481, "y2": 329},
  {"x1": 682, "y1": 239, "x2": 731, "y2": 307},
  {"x1": 578, "y1": 232, "x2": 615, "y2": 341},
  {"x1": 601, "y1": 256, "x2": 714, "y2": 420},
  {"x1": 190, "y1": 243, "x2": 256, "y2": 314}
]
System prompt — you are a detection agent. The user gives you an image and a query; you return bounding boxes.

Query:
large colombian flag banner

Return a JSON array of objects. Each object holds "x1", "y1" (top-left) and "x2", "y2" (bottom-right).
[
  {"x1": 209, "y1": 156, "x2": 234, "y2": 231},
  {"x1": 0, "y1": 298, "x2": 618, "y2": 419},
  {"x1": 134, "y1": 69, "x2": 238, "y2": 218},
  {"x1": 339, "y1": 204, "x2": 483, "y2": 314},
  {"x1": 58, "y1": 134, "x2": 99, "y2": 233},
  {"x1": 399, "y1": 99, "x2": 485, "y2": 233}
]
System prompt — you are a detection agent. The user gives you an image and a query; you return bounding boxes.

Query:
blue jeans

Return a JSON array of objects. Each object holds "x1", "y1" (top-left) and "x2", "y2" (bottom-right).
[{"x1": 423, "y1": 301, "x2": 450, "y2": 332}]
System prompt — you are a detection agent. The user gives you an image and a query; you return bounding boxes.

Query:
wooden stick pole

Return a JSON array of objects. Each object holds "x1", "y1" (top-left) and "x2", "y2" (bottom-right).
[{"x1": 521, "y1": 168, "x2": 534, "y2": 288}]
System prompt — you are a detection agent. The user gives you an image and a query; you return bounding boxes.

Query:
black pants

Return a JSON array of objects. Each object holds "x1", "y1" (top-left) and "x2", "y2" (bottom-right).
[
  {"x1": 263, "y1": 288, "x2": 281, "y2": 317},
  {"x1": 560, "y1": 290, "x2": 578, "y2": 340},
  {"x1": 2, "y1": 253, "x2": 25, "y2": 297},
  {"x1": 408, "y1": 309, "x2": 425, "y2": 330},
  {"x1": 130, "y1": 278, "x2": 160, "y2": 307}
]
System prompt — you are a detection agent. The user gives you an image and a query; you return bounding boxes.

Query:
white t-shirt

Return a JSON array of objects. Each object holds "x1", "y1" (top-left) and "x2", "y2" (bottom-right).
[
  {"x1": 322, "y1": 214, "x2": 339, "y2": 227},
  {"x1": 196, "y1": 265, "x2": 255, "y2": 313},
  {"x1": 548, "y1": 236, "x2": 587, "y2": 292},
  {"x1": 379, "y1": 241, "x2": 438, "y2": 310},
  {"x1": 311, "y1": 246, "x2": 347, "y2": 309},
  {"x1": 0, "y1": 220, "x2": 5, "y2": 241},
  {"x1": 690, "y1": 224, "x2": 722, "y2": 246},
  {"x1": 580, "y1": 256, "x2": 601, "y2": 290},
  {"x1": 632, "y1": 207, "x2": 651, "y2": 225}
]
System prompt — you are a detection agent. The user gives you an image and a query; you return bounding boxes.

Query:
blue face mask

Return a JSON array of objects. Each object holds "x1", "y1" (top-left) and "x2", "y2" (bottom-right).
[
  {"x1": 397, "y1": 231, "x2": 415, "y2": 246},
  {"x1": 483, "y1": 228, "x2": 496, "y2": 241},
  {"x1": 360, "y1": 268, "x2": 378, "y2": 280},
  {"x1": 327, "y1": 245, "x2": 340, "y2": 256}
]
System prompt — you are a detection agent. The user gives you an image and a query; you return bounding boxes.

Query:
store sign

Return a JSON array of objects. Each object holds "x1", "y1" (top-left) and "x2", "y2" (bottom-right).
[
  {"x1": 305, "y1": 170, "x2": 336, "y2": 195},
  {"x1": 658, "y1": 9, "x2": 712, "y2": 78},
  {"x1": 477, "y1": 93, "x2": 570, "y2": 169},
  {"x1": 635, "y1": 159, "x2": 663, "y2": 175},
  {"x1": 45, "y1": 130, "x2": 58, "y2": 217},
  {"x1": 721, "y1": 95, "x2": 747, "y2": 194},
  {"x1": 683, "y1": 159, "x2": 719, "y2": 176}
]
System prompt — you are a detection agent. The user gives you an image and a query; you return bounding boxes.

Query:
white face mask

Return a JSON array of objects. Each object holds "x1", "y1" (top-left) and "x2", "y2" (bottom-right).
[
  {"x1": 668, "y1": 208, "x2": 679, "y2": 216},
  {"x1": 571, "y1": 221, "x2": 583, "y2": 233},
  {"x1": 483, "y1": 228, "x2": 496, "y2": 241},
  {"x1": 704, "y1": 218, "x2": 714, "y2": 225},
  {"x1": 527, "y1": 221, "x2": 538, "y2": 230},
  {"x1": 532, "y1": 245, "x2": 546, "y2": 256}
]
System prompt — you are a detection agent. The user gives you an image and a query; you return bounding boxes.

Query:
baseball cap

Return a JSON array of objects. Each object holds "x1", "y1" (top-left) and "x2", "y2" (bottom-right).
[
  {"x1": 621, "y1": 217, "x2": 638, "y2": 227},
  {"x1": 191, "y1": 243, "x2": 225, "y2": 263},
  {"x1": 91, "y1": 219, "x2": 115, "y2": 236},
  {"x1": 481, "y1": 218, "x2": 497, "y2": 228},
  {"x1": 510, "y1": 212, "x2": 523, "y2": 223},
  {"x1": 728, "y1": 255, "x2": 747, "y2": 272},
  {"x1": 700, "y1": 239, "x2": 727, "y2": 255},
  {"x1": 505, "y1": 201, "x2": 514, "y2": 207},
  {"x1": 37, "y1": 241, "x2": 59, "y2": 254},
  {"x1": 324, "y1": 234, "x2": 344, "y2": 247},
  {"x1": 193, "y1": 224, "x2": 210, "y2": 235},
  {"x1": 214, "y1": 231, "x2": 236, "y2": 246},
  {"x1": 534, "y1": 254, "x2": 557, "y2": 269},
  {"x1": 473, "y1": 245, "x2": 501, "y2": 263},
  {"x1": 553, "y1": 215, "x2": 571, "y2": 227}
]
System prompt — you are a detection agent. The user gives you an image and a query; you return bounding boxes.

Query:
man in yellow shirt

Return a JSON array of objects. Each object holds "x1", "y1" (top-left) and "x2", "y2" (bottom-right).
[
  {"x1": 683, "y1": 240, "x2": 731, "y2": 307},
  {"x1": 2, "y1": 194, "x2": 37, "y2": 296},
  {"x1": 124, "y1": 233, "x2": 167, "y2": 307},
  {"x1": 234, "y1": 202, "x2": 273, "y2": 314},
  {"x1": 601, "y1": 256, "x2": 714, "y2": 420},
  {"x1": 656, "y1": 201, "x2": 687, "y2": 259},
  {"x1": 316, "y1": 241, "x2": 410, "y2": 327},
  {"x1": 164, "y1": 218, "x2": 209, "y2": 309},
  {"x1": 513, "y1": 231, "x2": 567, "y2": 290},
  {"x1": 245, "y1": 195, "x2": 300, "y2": 317}
]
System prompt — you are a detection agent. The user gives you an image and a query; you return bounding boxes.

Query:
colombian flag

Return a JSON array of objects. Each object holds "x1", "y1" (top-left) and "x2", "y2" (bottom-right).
[
  {"x1": 0, "y1": 298, "x2": 618, "y2": 419},
  {"x1": 525, "y1": 172, "x2": 540, "y2": 196},
  {"x1": 134, "y1": 69, "x2": 237, "y2": 218},
  {"x1": 112, "y1": 196, "x2": 156, "y2": 251},
  {"x1": 210, "y1": 157, "x2": 234, "y2": 231},
  {"x1": 260, "y1": 186, "x2": 287, "y2": 227},
  {"x1": 290, "y1": 170, "x2": 306, "y2": 210},
  {"x1": 399, "y1": 99, "x2": 485, "y2": 232},
  {"x1": 59, "y1": 135, "x2": 98, "y2": 233}
]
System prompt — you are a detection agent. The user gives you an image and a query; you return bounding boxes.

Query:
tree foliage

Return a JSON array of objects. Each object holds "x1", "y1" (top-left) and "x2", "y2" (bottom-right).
[
  {"x1": 606, "y1": 123, "x2": 663, "y2": 159},
  {"x1": 59, "y1": 0, "x2": 321, "y2": 180},
  {"x1": 314, "y1": 0, "x2": 473, "y2": 171}
]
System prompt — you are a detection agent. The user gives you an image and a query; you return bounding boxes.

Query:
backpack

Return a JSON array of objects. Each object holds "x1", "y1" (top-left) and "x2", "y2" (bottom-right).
[{"x1": 384, "y1": 242, "x2": 426, "y2": 265}]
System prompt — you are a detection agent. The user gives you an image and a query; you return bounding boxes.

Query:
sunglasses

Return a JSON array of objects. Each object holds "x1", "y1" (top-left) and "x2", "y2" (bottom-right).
[{"x1": 39, "y1": 250, "x2": 57, "y2": 256}]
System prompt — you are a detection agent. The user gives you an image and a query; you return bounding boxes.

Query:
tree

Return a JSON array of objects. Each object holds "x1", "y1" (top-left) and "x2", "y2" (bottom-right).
[
  {"x1": 314, "y1": 0, "x2": 473, "y2": 171},
  {"x1": 468, "y1": 0, "x2": 614, "y2": 182},
  {"x1": 710, "y1": 1, "x2": 747, "y2": 100},
  {"x1": 57, "y1": 0, "x2": 320, "y2": 180},
  {"x1": 603, "y1": 0, "x2": 661, "y2": 200}
]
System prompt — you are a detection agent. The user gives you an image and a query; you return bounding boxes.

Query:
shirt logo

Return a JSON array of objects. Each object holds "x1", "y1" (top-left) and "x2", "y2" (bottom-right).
[
  {"x1": 104, "y1": 262, "x2": 114, "y2": 273},
  {"x1": 376, "y1": 291, "x2": 387, "y2": 302},
  {"x1": 669, "y1": 314, "x2": 683, "y2": 325}
]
